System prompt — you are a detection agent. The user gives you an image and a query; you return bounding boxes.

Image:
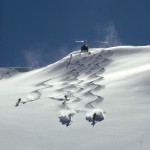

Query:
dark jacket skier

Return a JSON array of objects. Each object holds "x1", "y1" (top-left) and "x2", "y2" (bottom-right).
[
  {"x1": 68, "y1": 114, "x2": 72, "y2": 121},
  {"x1": 15, "y1": 98, "x2": 21, "y2": 107},
  {"x1": 93, "y1": 113, "x2": 97, "y2": 120},
  {"x1": 64, "y1": 95, "x2": 67, "y2": 100},
  {"x1": 63, "y1": 95, "x2": 69, "y2": 104}
]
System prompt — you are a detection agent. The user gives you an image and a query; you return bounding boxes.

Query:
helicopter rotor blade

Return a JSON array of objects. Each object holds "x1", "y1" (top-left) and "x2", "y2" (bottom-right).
[
  {"x1": 75, "y1": 40, "x2": 88, "y2": 43},
  {"x1": 75, "y1": 40, "x2": 108, "y2": 43},
  {"x1": 94, "y1": 41, "x2": 109, "y2": 44},
  {"x1": 75, "y1": 41, "x2": 85, "y2": 43}
]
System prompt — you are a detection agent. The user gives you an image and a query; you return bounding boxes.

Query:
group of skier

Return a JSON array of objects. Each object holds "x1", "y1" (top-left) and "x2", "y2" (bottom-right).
[{"x1": 15, "y1": 95, "x2": 97, "y2": 122}]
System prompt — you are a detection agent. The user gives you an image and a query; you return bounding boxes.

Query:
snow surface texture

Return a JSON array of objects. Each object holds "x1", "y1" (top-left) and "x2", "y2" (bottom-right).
[{"x1": 0, "y1": 46, "x2": 150, "y2": 150}]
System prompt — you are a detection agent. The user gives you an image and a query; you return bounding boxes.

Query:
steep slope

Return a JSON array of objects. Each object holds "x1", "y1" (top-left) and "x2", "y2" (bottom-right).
[{"x1": 0, "y1": 46, "x2": 150, "y2": 150}]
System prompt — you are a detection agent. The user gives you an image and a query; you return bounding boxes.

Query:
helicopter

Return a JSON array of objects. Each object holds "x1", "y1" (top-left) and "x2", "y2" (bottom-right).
[
  {"x1": 75, "y1": 40, "x2": 89, "y2": 52},
  {"x1": 75, "y1": 40, "x2": 108, "y2": 53}
]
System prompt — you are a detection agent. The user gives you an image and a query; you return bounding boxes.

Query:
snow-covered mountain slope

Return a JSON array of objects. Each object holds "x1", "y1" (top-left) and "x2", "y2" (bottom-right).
[{"x1": 0, "y1": 46, "x2": 150, "y2": 150}]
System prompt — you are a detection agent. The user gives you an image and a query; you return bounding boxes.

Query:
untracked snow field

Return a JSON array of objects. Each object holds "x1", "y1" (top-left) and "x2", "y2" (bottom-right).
[{"x1": 0, "y1": 46, "x2": 150, "y2": 150}]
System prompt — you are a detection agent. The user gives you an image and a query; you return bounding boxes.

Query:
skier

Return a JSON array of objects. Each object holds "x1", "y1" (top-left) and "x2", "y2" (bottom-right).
[
  {"x1": 68, "y1": 114, "x2": 72, "y2": 121},
  {"x1": 92, "y1": 113, "x2": 97, "y2": 120},
  {"x1": 65, "y1": 95, "x2": 67, "y2": 100},
  {"x1": 15, "y1": 98, "x2": 21, "y2": 107},
  {"x1": 63, "y1": 95, "x2": 69, "y2": 104}
]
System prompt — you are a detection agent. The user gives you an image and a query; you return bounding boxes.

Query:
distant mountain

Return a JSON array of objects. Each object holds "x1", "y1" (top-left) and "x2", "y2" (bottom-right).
[{"x1": 0, "y1": 67, "x2": 33, "y2": 79}]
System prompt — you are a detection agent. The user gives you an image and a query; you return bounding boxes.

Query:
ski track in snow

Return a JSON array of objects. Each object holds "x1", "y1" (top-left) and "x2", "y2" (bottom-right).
[
  {"x1": 18, "y1": 49, "x2": 113, "y2": 125},
  {"x1": 20, "y1": 90, "x2": 42, "y2": 104}
]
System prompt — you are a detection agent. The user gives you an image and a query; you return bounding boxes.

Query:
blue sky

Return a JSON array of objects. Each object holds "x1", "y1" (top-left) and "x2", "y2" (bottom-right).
[{"x1": 0, "y1": 0, "x2": 150, "y2": 67}]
